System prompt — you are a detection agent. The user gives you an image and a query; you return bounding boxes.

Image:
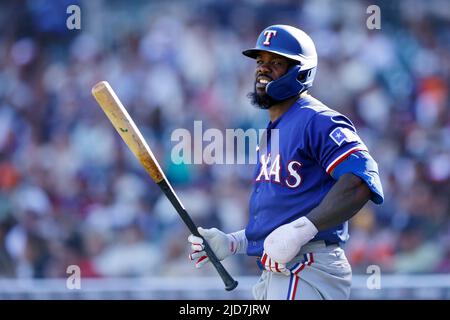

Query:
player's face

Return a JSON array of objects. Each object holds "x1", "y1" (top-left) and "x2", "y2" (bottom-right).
[
  {"x1": 248, "y1": 51, "x2": 292, "y2": 109},
  {"x1": 255, "y1": 52, "x2": 291, "y2": 94}
]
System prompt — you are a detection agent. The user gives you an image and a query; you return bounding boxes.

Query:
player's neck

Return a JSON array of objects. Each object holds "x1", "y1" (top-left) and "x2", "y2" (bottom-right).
[{"x1": 268, "y1": 94, "x2": 303, "y2": 122}]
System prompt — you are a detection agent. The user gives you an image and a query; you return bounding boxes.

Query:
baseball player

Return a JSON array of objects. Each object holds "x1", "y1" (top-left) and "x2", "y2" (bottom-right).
[{"x1": 188, "y1": 25, "x2": 384, "y2": 300}]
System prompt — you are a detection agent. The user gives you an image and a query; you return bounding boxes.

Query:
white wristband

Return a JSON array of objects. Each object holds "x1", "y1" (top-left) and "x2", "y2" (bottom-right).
[{"x1": 228, "y1": 229, "x2": 248, "y2": 255}]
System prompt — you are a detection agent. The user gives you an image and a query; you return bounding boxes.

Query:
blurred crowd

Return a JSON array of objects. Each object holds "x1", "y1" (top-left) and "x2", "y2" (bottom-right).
[{"x1": 0, "y1": 0, "x2": 449, "y2": 280}]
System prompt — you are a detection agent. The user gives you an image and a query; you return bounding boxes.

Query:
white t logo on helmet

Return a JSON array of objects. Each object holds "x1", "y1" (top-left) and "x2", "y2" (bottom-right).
[{"x1": 263, "y1": 30, "x2": 277, "y2": 45}]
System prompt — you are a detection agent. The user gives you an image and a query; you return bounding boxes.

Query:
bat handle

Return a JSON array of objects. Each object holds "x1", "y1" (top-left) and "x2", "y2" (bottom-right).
[
  {"x1": 158, "y1": 180, "x2": 238, "y2": 291},
  {"x1": 202, "y1": 241, "x2": 239, "y2": 291}
]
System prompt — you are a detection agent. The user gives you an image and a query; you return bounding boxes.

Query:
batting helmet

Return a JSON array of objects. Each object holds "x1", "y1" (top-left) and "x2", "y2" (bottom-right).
[{"x1": 242, "y1": 25, "x2": 317, "y2": 100}]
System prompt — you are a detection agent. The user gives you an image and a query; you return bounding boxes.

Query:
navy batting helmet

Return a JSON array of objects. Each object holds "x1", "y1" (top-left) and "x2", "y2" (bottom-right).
[{"x1": 243, "y1": 25, "x2": 317, "y2": 100}]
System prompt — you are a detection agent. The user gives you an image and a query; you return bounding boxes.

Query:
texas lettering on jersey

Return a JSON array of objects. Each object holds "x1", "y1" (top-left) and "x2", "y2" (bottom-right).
[{"x1": 255, "y1": 153, "x2": 302, "y2": 189}]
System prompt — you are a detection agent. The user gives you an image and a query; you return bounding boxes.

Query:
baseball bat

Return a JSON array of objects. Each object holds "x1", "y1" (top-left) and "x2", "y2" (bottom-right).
[{"x1": 91, "y1": 81, "x2": 238, "y2": 291}]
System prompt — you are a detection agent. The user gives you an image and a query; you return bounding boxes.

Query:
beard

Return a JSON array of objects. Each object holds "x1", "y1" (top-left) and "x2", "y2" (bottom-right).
[{"x1": 247, "y1": 84, "x2": 279, "y2": 109}]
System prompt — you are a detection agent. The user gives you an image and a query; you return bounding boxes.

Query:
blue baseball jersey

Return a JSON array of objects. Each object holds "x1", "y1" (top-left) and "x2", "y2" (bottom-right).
[{"x1": 246, "y1": 94, "x2": 383, "y2": 257}]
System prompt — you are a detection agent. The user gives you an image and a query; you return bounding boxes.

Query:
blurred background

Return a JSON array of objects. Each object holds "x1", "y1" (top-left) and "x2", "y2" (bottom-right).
[{"x1": 0, "y1": 0, "x2": 449, "y2": 299}]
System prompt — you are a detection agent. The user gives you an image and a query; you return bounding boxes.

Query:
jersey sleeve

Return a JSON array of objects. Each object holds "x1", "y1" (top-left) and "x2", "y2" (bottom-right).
[
  {"x1": 305, "y1": 111, "x2": 368, "y2": 175},
  {"x1": 305, "y1": 110, "x2": 384, "y2": 204}
]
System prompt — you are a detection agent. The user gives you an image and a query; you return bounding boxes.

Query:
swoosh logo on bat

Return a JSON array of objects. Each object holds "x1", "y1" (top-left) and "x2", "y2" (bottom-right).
[{"x1": 119, "y1": 128, "x2": 128, "y2": 133}]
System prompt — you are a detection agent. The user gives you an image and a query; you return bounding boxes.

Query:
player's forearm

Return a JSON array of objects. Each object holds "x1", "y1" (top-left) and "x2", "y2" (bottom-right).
[{"x1": 306, "y1": 173, "x2": 371, "y2": 231}]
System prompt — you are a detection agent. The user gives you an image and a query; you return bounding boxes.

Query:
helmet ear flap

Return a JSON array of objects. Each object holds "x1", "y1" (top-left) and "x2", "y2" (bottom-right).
[
  {"x1": 266, "y1": 65, "x2": 316, "y2": 100},
  {"x1": 266, "y1": 65, "x2": 305, "y2": 100}
]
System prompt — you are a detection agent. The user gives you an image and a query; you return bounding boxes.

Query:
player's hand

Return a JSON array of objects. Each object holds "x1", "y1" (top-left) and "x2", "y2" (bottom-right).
[
  {"x1": 188, "y1": 227, "x2": 236, "y2": 268},
  {"x1": 263, "y1": 216, "x2": 318, "y2": 264},
  {"x1": 259, "y1": 251, "x2": 291, "y2": 276}
]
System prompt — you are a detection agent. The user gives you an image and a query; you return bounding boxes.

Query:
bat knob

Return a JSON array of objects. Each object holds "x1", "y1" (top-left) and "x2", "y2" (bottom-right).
[{"x1": 225, "y1": 280, "x2": 239, "y2": 291}]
